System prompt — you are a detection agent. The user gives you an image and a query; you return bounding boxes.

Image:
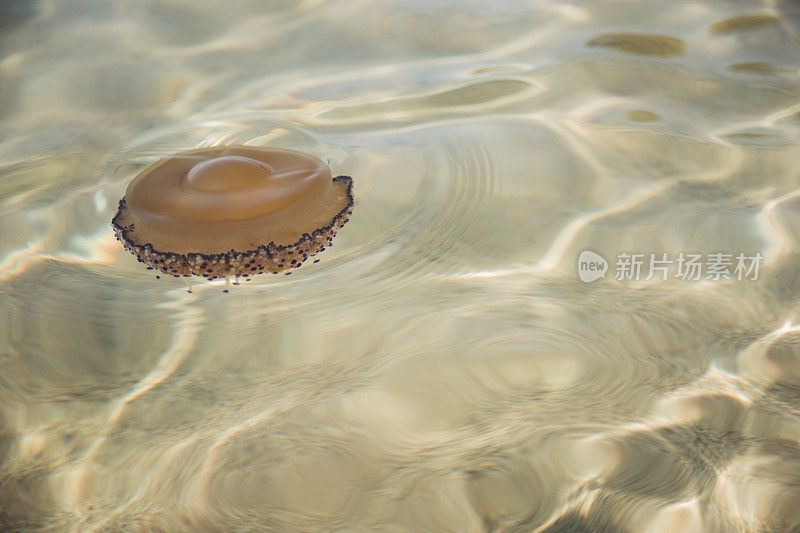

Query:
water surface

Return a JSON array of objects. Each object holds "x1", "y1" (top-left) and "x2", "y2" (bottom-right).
[{"x1": 1, "y1": 0, "x2": 800, "y2": 531}]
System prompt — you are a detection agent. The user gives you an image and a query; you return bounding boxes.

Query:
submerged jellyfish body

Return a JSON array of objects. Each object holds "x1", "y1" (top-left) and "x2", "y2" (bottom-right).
[{"x1": 112, "y1": 146, "x2": 353, "y2": 281}]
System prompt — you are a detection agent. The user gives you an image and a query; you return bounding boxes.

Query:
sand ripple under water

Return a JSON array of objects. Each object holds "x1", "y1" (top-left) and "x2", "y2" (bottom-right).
[{"x1": 1, "y1": 0, "x2": 800, "y2": 531}]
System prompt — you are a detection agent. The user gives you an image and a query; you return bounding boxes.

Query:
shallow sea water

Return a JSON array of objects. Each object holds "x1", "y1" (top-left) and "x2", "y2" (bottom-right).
[{"x1": 1, "y1": 0, "x2": 800, "y2": 531}]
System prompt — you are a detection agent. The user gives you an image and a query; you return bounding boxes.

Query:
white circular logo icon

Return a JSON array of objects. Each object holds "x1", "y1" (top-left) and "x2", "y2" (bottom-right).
[{"x1": 578, "y1": 250, "x2": 608, "y2": 282}]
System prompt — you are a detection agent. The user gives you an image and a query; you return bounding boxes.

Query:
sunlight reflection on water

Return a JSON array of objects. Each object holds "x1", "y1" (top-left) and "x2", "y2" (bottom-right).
[{"x1": 1, "y1": 0, "x2": 800, "y2": 531}]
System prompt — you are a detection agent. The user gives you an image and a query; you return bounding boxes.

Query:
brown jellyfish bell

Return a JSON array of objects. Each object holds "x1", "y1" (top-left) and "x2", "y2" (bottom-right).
[{"x1": 112, "y1": 145, "x2": 353, "y2": 289}]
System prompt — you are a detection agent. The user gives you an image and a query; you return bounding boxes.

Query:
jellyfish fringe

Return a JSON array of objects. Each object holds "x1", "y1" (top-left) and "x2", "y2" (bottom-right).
[{"x1": 113, "y1": 176, "x2": 353, "y2": 280}]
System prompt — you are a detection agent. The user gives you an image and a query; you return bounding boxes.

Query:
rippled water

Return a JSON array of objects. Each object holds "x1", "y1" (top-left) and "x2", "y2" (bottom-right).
[{"x1": 2, "y1": 0, "x2": 800, "y2": 531}]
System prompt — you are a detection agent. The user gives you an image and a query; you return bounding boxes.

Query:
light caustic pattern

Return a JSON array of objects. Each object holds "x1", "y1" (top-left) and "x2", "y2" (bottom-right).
[{"x1": 1, "y1": 0, "x2": 800, "y2": 531}]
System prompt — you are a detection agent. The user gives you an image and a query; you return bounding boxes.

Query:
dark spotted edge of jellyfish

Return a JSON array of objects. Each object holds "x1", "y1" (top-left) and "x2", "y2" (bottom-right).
[{"x1": 111, "y1": 175, "x2": 354, "y2": 280}]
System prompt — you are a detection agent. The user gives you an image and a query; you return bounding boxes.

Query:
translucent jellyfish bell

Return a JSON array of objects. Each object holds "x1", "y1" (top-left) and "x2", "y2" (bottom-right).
[{"x1": 112, "y1": 146, "x2": 353, "y2": 281}]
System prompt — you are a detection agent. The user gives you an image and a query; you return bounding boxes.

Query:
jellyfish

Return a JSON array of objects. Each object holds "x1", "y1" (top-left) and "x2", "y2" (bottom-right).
[{"x1": 112, "y1": 145, "x2": 353, "y2": 285}]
